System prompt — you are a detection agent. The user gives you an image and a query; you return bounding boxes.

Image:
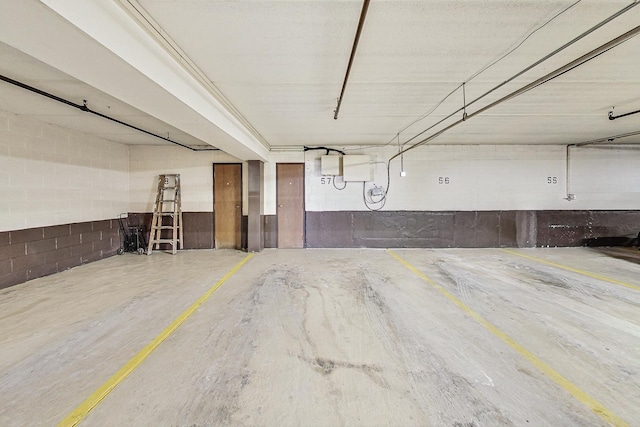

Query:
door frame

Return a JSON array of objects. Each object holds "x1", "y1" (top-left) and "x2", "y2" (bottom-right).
[
  {"x1": 276, "y1": 162, "x2": 305, "y2": 248},
  {"x1": 213, "y1": 162, "x2": 243, "y2": 249}
]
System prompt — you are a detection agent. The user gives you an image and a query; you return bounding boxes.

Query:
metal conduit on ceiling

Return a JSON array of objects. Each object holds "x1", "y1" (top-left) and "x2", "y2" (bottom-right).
[
  {"x1": 394, "y1": 0, "x2": 640, "y2": 150},
  {"x1": 0, "y1": 74, "x2": 218, "y2": 151},
  {"x1": 390, "y1": 23, "x2": 640, "y2": 163},
  {"x1": 333, "y1": 0, "x2": 370, "y2": 120}
]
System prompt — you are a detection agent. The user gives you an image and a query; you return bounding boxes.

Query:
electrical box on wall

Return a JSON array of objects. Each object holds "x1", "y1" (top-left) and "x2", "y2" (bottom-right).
[
  {"x1": 321, "y1": 155, "x2": 341, "y2": 176},
  {"x1": 343, "y1": 155, "x2": 372, "y2": 181}
]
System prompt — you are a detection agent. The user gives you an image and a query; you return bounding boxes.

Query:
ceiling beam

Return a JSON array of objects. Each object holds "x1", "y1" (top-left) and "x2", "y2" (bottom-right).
[{"x1": 0, "y1": 0, "x2": 269, "y2": 161}]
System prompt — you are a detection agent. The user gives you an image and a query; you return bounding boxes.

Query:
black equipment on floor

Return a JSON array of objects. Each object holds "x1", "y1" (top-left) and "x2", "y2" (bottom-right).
[{"x1": 117, "y1": 213, "x2": 147, "y2": 255}]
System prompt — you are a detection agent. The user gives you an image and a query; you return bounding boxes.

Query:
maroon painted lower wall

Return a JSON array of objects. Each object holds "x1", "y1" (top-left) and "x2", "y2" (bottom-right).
[
  {"x1": 536, "y1": 210, "x2": 640, "y2": 247},
  {"x1": 0, "y1": 219, "x2": 120, "y2": 290},
  {"x1": 3, "y1": 210, "x2": 637, "y2": 289},
  {"x1": 126, "y1": 210, "x2": 640, "y2": 251},
  {"x1": 305, "y1": 211, "x2": 517, "y2": 248},
  {"x1": 305, "y1": 210, "x2": 640, "y2": 249},
  {"x1": 264, "y1": 215, "x2": 277, "y2": 248},
  {"x1": 132, "y1": 212, "x2": 215, "y2": 250},
  {"x1": 132, "y1": 212, "x2": 278, "y2": 250}
]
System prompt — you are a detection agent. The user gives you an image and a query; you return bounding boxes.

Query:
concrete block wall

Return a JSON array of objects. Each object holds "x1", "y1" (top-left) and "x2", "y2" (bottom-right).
[
  {"x1": 302, "y1": 145, "x2": 640, "y2": 248},
  {"x1": 129, "y1": 145, "x2": 243, "y2": 213},
  {"x1": 128, "y1": 148, "x2": 306, "y2": 249},
  {"x1": 129, "y1": 145, "x2": 246, "y2": 250},
  {"x1": 128, "y1": 144, "x2": 640, "y2": 249},
  {"x1": 0, "y1": 220, "x2": 120, "y2": 289},
  {"x1": 0, "y1": 110, "x2": 129, "y2": 231},
  {"x1": 304, "y1": 145, "x2": 640, "y2": 212},
  {"x1": 2, "y1": 106, "x2": 639, "y2": 288},
  {"x1": 0, "y1": 109, "x2": 129, "y2": 289},
  {"x1": 123, "y1": 145, "x2": 640, "y2": 219}
]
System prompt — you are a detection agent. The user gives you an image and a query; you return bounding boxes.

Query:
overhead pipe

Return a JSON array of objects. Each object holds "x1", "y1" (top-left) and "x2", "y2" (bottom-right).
[
  {"x1": 0, "y1": 74, "x2": 218, "y2": 151},
  {"x1": 576, "y1": 129, "x2": 640, "y2": 147},
  {"x1": 390, "y1": 23, "x2": 640, "y2": 163},
  {"x1": 567, "y1": 128, "x2": 640, "y2": 200},
  {"x1": 609, "y1": 107, "x2": 640, "y2": 120},
  {"x1": 398, "y1": 0, "x2": 640, "y2": 148},
  {"x1": 565, "y1": 145, "x2": 575, "y2": 201},
  {"x1": 333, "y1": 0, "x2": 370, "y2": 120}
]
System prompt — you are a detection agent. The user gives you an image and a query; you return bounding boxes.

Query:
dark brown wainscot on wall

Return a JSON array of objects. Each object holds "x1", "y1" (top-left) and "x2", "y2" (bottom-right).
[{"x1": 0, "y1": 219, "x2": 119, "y2": 290}]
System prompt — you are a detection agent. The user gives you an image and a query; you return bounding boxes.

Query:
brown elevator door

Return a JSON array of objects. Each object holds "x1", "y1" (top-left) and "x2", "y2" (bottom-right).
[
  {"x1": 214, "y1": 163, "x2": 242, "y2": 249},
  {"x1": 277, "y1": 163, "x2": 304, "y2": 248}
]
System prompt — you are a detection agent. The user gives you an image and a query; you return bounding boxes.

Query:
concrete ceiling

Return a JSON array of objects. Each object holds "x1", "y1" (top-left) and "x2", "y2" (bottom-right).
[
  {"x1": 1, "y1": 0, "x2": 640, "y2": 159},
  {"x1": 0, "y1": 41, "x2": 216, "y2": 148}
]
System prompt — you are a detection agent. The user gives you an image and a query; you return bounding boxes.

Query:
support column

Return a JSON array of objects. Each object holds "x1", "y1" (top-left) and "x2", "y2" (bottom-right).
[
  {"x1": 516, "y1": 210, "x2": 537, "y2": 248},
  {"x1": 247, "y1": 160, "x2": 264, "y2": 252}
]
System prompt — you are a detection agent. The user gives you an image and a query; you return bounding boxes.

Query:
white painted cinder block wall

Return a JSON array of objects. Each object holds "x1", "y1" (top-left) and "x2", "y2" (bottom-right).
[
  {"x1": 0, "y1": 110, "x2": 129, "y2": 232},
  {"x1": 128, "y1": 145, "x2": 245, "y2": 214},
  {"x1": 305, "y1": 145, "x2": 640, "y2": 212},
  {"x1": 129, "y1": 144, "x2": 640, "y2": 216},
  {"x1": 127, "y1": 148, "x2": 305, "y2": 216},
  {"x1": 3, "y1": 106, "x2": 638, "y2": 234}
]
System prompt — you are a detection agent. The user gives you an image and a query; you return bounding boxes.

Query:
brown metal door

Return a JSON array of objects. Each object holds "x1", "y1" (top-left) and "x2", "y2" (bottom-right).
[
  {"x1": 214, "y1": 164, "x2": 242, "y2": 249},
  {"x1": 277, "y1": 163, "x2": 304, "y2": 248}
]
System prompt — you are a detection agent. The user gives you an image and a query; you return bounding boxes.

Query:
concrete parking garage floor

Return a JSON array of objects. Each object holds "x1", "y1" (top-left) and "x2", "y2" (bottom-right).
[{"x1": 0, "y1": 248, "x2": 638, "y2": 426}]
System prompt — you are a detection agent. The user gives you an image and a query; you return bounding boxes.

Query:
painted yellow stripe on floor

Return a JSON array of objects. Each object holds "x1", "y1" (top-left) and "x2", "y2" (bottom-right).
[
  {"x1": 59, "y1": 253, "x2": 255, "y2": 427},
  {"x1": 501, "y1": 248, "x2": 640, "y2": 291},
  {"x1": 387, "y1": 249, "x2": 628, "y2": 427}
]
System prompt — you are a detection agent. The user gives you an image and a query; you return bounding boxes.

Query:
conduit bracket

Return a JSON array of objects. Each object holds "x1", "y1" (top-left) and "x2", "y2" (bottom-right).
[
  {"x1": 609, "y1": 107, "x2": 640, "y2": 120},
  {"x1": 462, "y1": 82, "x2": 468, "y2": 121}
]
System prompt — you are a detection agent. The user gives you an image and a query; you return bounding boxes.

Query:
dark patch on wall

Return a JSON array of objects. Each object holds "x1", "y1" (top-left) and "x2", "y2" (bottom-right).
[
  {"x1": 241, "y1": 216, "x2": 248, "y2": 250},
  {"x1": 454, "y1": 211, "x2": 515, "y2": 247},
  {"x1": 515, "y1": 211, "x2": 537, "y2": 248},
  {"x1": 537, "y1": 210, "x2": 640, "y2": 247},
  {"x1": 306, "y1": 211, "x2": 518, "y2": 248},
  {"x1": 498, "y1": 211, "x2": 517, "y2": 247},
  {"x1": 184, "y1": 212, "x2": 214, "y2": 249},
  {"x1": 135, "y1": 211, "x2": 255, "y2": 251},
  {"x1": 306, "y1": 210, "x2": 640, "y2": 248},
  {"x1": 306, "y1": 211, "x2": 353, "y2": 247},
  {"x1": 264, "y1": 215, "x2": 277, "y2": 248},
  {"x1": 247, "y1": 160, "x2": 264, "y2": 252},
  {"x1": 133, "y1": 212, "x2": 154, "y2": 248},
  {"x1": 0, "y1": 220, "x2": 119, "y2": 290},
  {"x1": 132, "y1": 212, "x2": 215, "y2": 250},
  {"x1": 351, "y1": 211, "x2": 459, "y2": 247}
]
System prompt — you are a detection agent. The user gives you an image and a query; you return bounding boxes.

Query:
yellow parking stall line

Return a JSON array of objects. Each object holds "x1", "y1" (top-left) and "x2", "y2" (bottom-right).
[
  {"x1": 387, "y1": 249, "x2": 628, "y2": 427},
  {"x1": 500, "y1": 248, "x2": 640, "y2": 291},
  {"x1": 58, "y1": 253, "x2": 255, "y2": 427}
]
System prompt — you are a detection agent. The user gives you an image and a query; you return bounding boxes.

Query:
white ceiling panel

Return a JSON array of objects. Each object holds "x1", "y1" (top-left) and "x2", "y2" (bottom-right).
[
  {"x1": 137, "y1": 0, "x2": 362, "y2": 83},
  {"x1": 1, "y1": 0, "x2": 639, "y2": 153},
  {"x1": 134, "y1": 0, "x2": 640, "y2": 148}
]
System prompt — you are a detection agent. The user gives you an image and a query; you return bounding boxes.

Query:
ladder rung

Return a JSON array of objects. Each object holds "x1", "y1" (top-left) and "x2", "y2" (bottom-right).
[
  {"x1": 162, "y1": 186, "x2": 176, "y2": 189},
  {"x1": 151, "y1": 239, "x2": 180, "y2": 244},
  {"x1": 152, "y1": 226, "x2": 177, "y2": 230},
  {"x1": 160, "y1": 200, "x2": 176, "y2": 202}
]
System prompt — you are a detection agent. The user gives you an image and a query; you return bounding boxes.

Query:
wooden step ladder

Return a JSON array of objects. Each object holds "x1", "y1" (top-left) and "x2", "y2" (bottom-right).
[{"x1": 147, "y1": 174, "x2": 183, "y2": 255}]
